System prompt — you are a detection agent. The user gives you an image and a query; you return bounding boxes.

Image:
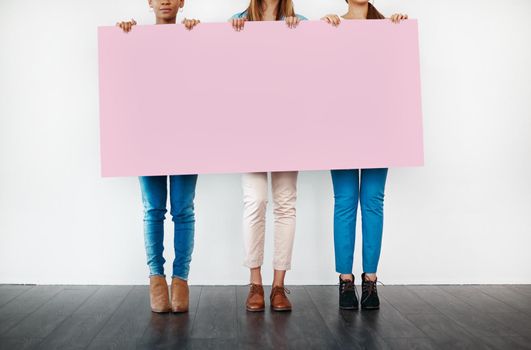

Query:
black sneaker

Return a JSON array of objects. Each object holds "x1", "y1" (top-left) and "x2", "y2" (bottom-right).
[
  {"x1": 339, "y1": 275, "x2": 358, "y2": 310},
  {"x1": 361, "y1": 273, "x2": 380, "y2": 310}
]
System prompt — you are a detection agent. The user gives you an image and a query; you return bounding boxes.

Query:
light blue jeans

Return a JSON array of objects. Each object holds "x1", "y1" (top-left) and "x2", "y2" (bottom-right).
[
  {"x1": 331, "y1": 169, "x2": 388, "y2": 274},
  {"x1": 139, "y1": 175, "x2": 198, "y2": 280}
]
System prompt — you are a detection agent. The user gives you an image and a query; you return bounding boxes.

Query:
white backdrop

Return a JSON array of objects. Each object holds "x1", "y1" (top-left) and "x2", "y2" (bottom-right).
[{"x1": 1, "y1": 0, "x2": 530, "y2": 285}]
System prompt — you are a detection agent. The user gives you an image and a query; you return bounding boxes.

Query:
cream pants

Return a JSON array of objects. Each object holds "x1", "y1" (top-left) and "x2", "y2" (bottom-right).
[{"x1": 242, "y1": 171, "x2": 298, "y2": 271}]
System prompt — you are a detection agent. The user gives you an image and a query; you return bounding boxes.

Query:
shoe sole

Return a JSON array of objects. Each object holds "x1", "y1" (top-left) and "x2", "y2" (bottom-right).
[
  {"x1": 339, "y1": 305, "x2": 359, "y2": 310},
  {"x1": 271, "y1": 306, "x2": 292, "y2": 312},
  {"x1": 246, "y1": 307, "x2": 265, "y2": 312},
  {"x1": 151, "y1": 309, "x2": 171, "y2": 313},
  {"x1": 361, "y1": 305, "x2": 380, "y2": 310},
  {"x1": 172, "y1": 309, "x2": 189, "y2": 313}
]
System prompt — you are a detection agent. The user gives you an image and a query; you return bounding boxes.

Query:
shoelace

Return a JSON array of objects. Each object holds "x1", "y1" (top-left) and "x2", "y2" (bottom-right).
[
  {"x1": 340, "y1": 279, "x2": 355, "y2": 294},
  {"x1": 271, "y1": 286, "x2": 291, "y2": 297},
  {"x1": 362, "y1": 279, "x2": 385, "y2": 297},
  {"x1": 248, "y1": 283, "x2": 263, "y2": 294},
  {"x1": 340, "y1": 279, "x2": 359, "y2": 302}
]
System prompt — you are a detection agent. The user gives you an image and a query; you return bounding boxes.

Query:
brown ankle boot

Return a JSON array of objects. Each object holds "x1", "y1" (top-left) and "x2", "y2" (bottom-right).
[
  {"x1": 246, "y1": 283, "x2": 265, "y2": 312},
  {"x1": 270, "y1": 286, "x2": 292, "y2": 312},
  {"x1": 149, "y1": 275, "x2": 171, "y2": 313},
  {"x1": 171, "y1": 277, "x2": 189, "y2": 313}
]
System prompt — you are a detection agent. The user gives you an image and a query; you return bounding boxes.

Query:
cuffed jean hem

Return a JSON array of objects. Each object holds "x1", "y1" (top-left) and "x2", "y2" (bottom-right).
[
  {"x1": 172, "y1": 274, "x2": 188, "y2": 281},
  {"x1": 149, "y1": 273, "x2": 166, "y2": 278},
  {"x1": 273, "y1": 264, "x2": 291, "y2": 271}
]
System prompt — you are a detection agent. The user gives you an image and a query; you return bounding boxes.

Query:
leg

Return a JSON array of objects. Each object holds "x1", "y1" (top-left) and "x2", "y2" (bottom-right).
[
  {"x1": 359, "y1": 168, "x2": 387, "y2": 311},
  {"x1": 359, "y1": 168, "x2": 388, "y2": 275},
  {"x1": 269, "y1": 171, "x2": 297, "y2": 312},
  {"x1": 139, "y1": 176, "x2": 168, "y2": 277},
  {"x1": 242, "y1": 173, "x2": 268, "y2": 312},
  {"x1": 331, "y1": 169, "x2": 360, "y2": 276},
  {"x1": 271, "y1": 171, "x2": 298, "y2": 277},
  {"x1": 169, "y1": 174, "x2": 198, "y2": 281},
  {"x1": 242, "y1": 172, "x2": 268, "y2": 279},
  {"x1": 139, "y1": 176, "x2": 171, "y2": 313}
]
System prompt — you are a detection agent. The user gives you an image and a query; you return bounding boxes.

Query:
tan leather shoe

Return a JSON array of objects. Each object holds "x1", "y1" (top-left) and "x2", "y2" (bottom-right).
[
  {"x1": 246, "y1": 283, "x2": 265, "y2": 312},
  {"x1": 270, "y1": 286, "x2": 292, "y2": 312},
  {"x1": 149, "y1": 275, "x2": 171, "y2": 313},
  {"x1": 171, "y1": 277, "x2": 189, "y2": 313}
]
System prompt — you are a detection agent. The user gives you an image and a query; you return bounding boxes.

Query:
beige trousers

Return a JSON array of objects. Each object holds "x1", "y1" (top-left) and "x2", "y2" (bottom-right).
[{"x1": 242, "y1": 171, "x2": 298, "y2": 271}]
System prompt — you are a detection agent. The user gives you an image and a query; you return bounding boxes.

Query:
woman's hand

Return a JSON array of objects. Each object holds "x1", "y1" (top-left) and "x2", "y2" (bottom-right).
[
  {"x1": 321, "y1": 14, "x2": 341, "y2": 27},
  {"x1": 231, "y1": 18, "x2": 246, "y2": 31},
  {"x1": 116, "y1": 19, "x2": 137, "y2": 33},
  {"x1": 285, "y1": 16, "x2": 301, "y2": 29},
  {"x1": 182, "y1": 18, "x2": 200, "y2": 30},
  {"x1": 390, "y1": 13, "x2": 408, "y2": 23}
]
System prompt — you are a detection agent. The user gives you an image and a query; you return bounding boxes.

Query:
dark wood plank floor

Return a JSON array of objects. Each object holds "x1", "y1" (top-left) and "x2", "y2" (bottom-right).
[{"x1": 0, "y1": 285, "x2": 530, "y2": 349}]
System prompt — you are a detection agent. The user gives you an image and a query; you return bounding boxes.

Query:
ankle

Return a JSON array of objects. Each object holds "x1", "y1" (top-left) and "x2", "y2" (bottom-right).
[
  {"x1": 363, "y1": 273, "x2": 377, "y2": 282},
  {"x1": 250, "y1": 267, "x2": 262, "y2": 286},
  {"x1": 340, "y1": 274, "x2": 354, "y2": 282}
]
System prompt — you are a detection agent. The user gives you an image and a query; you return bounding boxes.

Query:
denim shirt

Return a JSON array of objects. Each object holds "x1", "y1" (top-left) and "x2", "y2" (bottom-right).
[{"x1": 230, "y1": 10, "x2": 307, "y2": 21}]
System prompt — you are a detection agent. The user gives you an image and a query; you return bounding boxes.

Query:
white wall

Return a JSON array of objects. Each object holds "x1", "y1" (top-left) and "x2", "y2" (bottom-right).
[{"x1": 1, "y1": 0, "x2": 530, "y2": 285}]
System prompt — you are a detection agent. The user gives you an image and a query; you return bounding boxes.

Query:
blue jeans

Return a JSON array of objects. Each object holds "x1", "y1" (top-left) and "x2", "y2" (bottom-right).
[
  {"x1": 139, "y1": 175, "x2": 198, "y2": 280},
  {"x1": 331, "y1": 169, "x2": 388, "y2": 274}
]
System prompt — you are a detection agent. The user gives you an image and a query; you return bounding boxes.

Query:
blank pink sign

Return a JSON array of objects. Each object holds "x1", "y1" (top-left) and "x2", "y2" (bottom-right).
[{"x1": 98, "y1": 20, "x2": 423, "y2": 177}]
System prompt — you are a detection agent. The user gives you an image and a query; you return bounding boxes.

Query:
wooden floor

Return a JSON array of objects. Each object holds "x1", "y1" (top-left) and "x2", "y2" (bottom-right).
[{"x1": 0, "y1": 285, "x2": 530, "y2": 349}]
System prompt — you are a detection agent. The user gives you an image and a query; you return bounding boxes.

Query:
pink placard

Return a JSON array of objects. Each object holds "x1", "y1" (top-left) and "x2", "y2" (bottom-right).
[{"x1": 98, "y1": 20, "x2": 423, "y2": 177}]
